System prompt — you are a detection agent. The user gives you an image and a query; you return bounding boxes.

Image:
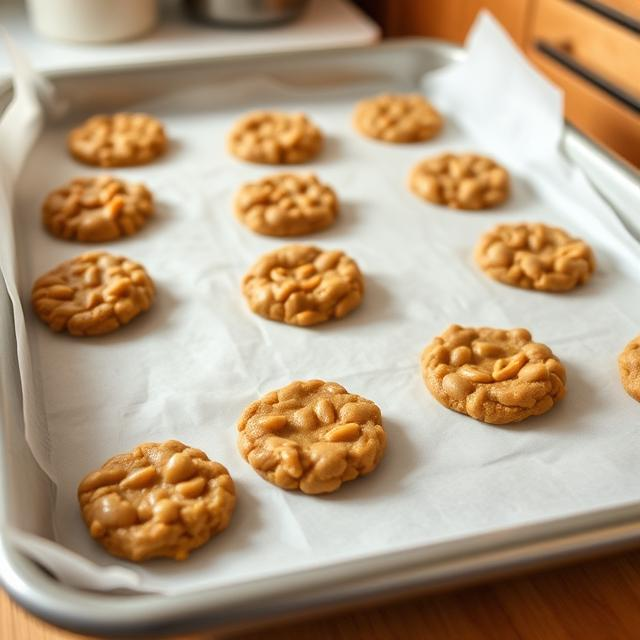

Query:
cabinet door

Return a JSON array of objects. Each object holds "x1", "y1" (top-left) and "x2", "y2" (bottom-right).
[{"x1": 370, "y1": 0, "x2": 531, "y2": 47}]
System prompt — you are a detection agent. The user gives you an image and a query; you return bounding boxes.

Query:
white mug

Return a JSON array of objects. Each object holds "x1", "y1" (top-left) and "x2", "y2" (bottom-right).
[{"x1": 26, "y1": 0, "x2": 159, "y2": 44}]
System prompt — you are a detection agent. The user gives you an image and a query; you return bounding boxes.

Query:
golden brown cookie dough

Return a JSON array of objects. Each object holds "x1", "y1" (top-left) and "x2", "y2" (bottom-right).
[
  {"x1": 227, "y1": 111, "x2": 323, "y2": 164},
  {"x1": 42, "y1": 176, "x2": 153, "y2": 243},
  {"x1": 32, "y1": 251, "x2": 154, "y2": 336},
  {"x1": 421, "y1": 325, "x2": 566, "y2": 425},
  {"x1": 353, "y1": 93, "x2": 443, "y2": 143},
  {"x1": 237, "y1": 380, "x2": 386, "y2": 494},
  {"x1": 242, "y1": 244, "x2": 364, "y2": 327},
  {"x1": 475, "y1": 223, "x2": 595, "y2": 292},
  {"x1": 68, "y1": 113, "x2": 167, "y2": 167},
  {"x1": 409, "y1": 153, "x2": 509, "y2": 210},
  {"x1": 78, "y1": 440, "x2": 235, "y2": 562},
  {"x1": 619, "y1": 336, "x2": 640, "y2": 402},
  {"x1": 235, "y1": 173, "x2": 338, "y2": 237}
]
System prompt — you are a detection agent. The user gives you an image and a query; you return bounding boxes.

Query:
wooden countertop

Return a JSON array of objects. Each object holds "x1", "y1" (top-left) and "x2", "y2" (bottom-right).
[{"x1": 4, "y1": 549, "x2": 640, "y2": 639}]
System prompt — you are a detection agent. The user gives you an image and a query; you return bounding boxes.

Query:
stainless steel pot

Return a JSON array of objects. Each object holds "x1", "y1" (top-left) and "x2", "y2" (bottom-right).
[{"x1": 184, "y1": 0, "x2": 309, "y2": 27}]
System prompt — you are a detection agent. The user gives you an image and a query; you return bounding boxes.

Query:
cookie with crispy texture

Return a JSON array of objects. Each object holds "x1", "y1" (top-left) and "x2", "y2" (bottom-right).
[
  {"x1": 475, "y1": 222, "x2": 595, "y2": 292},
  {"x1": 619, "y1": 336, "x2": 640, "y2": 402},
  {"x1": 43, "y1": 176, "x2": 153, "y2": 243},
  {"x1": 410, "y1": 153, "x2": 509, "y2": 210},
  {"x1": 227, "y1": 111, "x2": 323, "y2": 164},
  {"x1": 235, "y1": 173, "x2": 338, "y2": 237},
  {"x1": 78, "y1": 440, "x2": 235, "y2": 561},
  {"x1": 421, "y1": 325, "x2": 566, "y2": 424},
  {"x1": 237, "y1": 380, "x2": 386, "y2": 494},
  {"x1": 353, "y1": 93, "x2": 442, "y2": 143},
  {"x1": 32, "y1": 251, "x2": 154, "y2": 336},
  {"x1": 242, "y1": 244, "x2": 363, "y2": 326},
  {"x1": 68, "y1": 113, "x2": 167, "y2": 167}
]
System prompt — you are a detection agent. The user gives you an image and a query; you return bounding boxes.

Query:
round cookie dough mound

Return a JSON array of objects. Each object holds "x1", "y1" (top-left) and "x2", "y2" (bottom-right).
[
  {"x1": 475, "y1": 222, "x2": 595, "y2": 292},
  {"x1": 32, "y1": 251, "x2": 154, "y2": 336},
  {"x1": 43, "y1": 176, "x2": 153, "y2": 243},
  {"x1": 421, "y1": 325, "x2": 566, "y2": 425},
  {"x1": 68, "y1": 113, "x2": 167, "y2": 167},
  {"x1": 235, "y1": 173, "x2": 338, "y2": 237},
  {"x1": 353, "y1": 93, "x2": 443, "y2": 143},
  {"x1": 242, "y1": 244, "x2": 364, "y2": 326},
  {"x1": 227, "y1": 111, "x2": 323, "y2": 164},
  {"x1": 409, "y1": 153, "x2": 509, "y2": 210},
  {"x1": 237, "y1": 380, "x2": 386, "y2": 494},
  {"x1": 78, "y1": 440, "x2": 236, "y2": 562},
  {"x1": 619, "y1": 336, "x2": 640, "y2": 402}
]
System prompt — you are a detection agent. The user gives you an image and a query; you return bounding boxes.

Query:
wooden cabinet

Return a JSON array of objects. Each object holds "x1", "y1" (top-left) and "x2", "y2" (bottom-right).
[{"x1": 356, "y1": 0, "x2": 640, "y2": 167}]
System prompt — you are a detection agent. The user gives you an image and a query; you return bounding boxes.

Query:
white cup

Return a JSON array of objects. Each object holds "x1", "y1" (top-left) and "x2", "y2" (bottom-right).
[{"x1": 26, "y1": 0, "x2": 159, "y2": 44}]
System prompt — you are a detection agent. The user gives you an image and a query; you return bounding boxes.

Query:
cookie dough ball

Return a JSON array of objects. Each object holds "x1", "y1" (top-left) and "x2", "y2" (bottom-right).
[
  {"x1": 235, "y1": 173, "x2": 338, "y2": 237},
  {"x1": 421, "y1": 325, "x2": 566, "y2": 424},
  {"x1": 619, "y1": 336, "x2": 640, "y2": 402},
  {"x1": 242, "y1": 244, "x2": 364, "y2": 327},
  {"x1": 68, "y1": 113, "x2": 167, "y2": 167},
  {"x1": 410, "y1": 153, "x2": 509, "y2": 210},
  {"x1": 42, "y1": 176, "x2": 153, "y2": 243},
  {"x1": 32, "y1": 251, "x2": 154, "y2": 336},
  {"x1": 353, "y1": 93, "x2": 443, "y2": 143},
  {"x1": 78, "y1": 440, "x2": 235, "y2": 561},
  {"x1": 227, "y1": 111, "x2": 323, "y2": 164},
  {"x1": 475, "y1": 222, "x2": 595, "y2": 292},
  {"x1": 238, "y1": 380, "x2": 386, "y2": 494}
]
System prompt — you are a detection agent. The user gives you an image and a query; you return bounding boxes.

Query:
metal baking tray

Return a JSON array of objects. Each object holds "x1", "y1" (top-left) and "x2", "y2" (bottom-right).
[{"x1": 1, "y1": 40, "x2": 640, "y2": 637}]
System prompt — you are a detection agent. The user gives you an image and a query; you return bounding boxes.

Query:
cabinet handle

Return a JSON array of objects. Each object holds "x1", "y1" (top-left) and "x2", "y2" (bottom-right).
[
  {"x1": 535, "y1": 40, "x2": 640, "y2": 114},
  {"x1": 568, "y1": 0, "x2": 640, "y2": 35}
]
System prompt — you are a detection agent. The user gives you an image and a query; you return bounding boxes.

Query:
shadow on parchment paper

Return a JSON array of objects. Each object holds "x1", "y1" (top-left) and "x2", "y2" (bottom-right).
[
  {"x1": 140, "y1": 480, "x2": 263, "y2": 576},
  {"x1": 494, "y1": 358, "x2": 596, "y2": 435},
  {"x1": 313, "y1": 275, "x2": 399, "y2": 333},
  {"x1": 312, "y1": 134, "x2": 343, "y2": 166},
  {"x1": 88, "y1": 283, "x2": 179, "y2": 346},
  {"x1": 317, "y1": 416, "x2": 418, "y2": 503}
]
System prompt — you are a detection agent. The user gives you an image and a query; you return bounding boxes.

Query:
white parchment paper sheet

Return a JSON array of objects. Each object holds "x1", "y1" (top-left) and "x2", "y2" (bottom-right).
[{"x1": 5, "y1": 14, "x2": 640, "y2": 594}]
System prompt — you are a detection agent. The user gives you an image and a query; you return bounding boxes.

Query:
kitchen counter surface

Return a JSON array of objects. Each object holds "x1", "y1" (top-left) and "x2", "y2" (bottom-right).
[
  {"x1": 3, "y1": 548, "x2": 640, "y2": 639},
  {"x1": 0, "y1": 0, "x2": 379, "y2": 77}
]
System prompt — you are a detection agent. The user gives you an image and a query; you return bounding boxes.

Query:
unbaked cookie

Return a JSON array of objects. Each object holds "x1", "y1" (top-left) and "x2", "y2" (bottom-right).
[
  {"x1": 475, "y1": 222, "x2": 595, "y2": 292},
  {"x1": 421, "y1": 325, "x2": 566, "y2": 425},
  {"x1": 619, "y1": 336, "x2": 640, "y2": 402},
  {"x1": 409, "y1": 153, "x2": 509, "y2": 210},
  {"x1": 227, "y1": 111, "x2": 323, "y2": 164},
  {"x1": 43, "y1": 176, "x2": 153, "y2": 243},
  {"x1": 235, "y1": 173, "x2": 338, "y2": 237},
  {"x1": 32, "y1": 251, "x2": 154, "y2": 336},
  {"x1": 353, "y1": 93, "x2": 443, "y2": 143},
  {"x1": 237, "y1": 380, "x2": 386, "y2": 494},
  {"x1": 78, "y1": 440, "x2": 235, "y2": 562},
  {"x1": 68, "y1": 113, "x2": 167, "y2": 167},
  {"x1": 242, "y1": 244, "x2": 364, "y2": 326}
]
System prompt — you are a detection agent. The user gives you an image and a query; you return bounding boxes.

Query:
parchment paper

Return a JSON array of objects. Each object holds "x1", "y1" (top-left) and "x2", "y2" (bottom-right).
[{"x1": 3, "y1": 13, "x2": 640, "y2": 594}]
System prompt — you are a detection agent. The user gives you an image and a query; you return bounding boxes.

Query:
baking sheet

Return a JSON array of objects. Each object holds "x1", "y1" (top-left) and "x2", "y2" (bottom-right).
[{"x1": 4, "y1": 13, "x2": 640, "y2": 595}]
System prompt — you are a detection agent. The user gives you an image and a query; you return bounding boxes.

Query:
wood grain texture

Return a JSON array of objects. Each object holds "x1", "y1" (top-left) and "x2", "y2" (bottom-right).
[
  {"x1": 4, "y1": 550, "x2": 640, "y2": 639},
  {"x1": 379, "y1": 0, "x2": 532, "y2": 46}
]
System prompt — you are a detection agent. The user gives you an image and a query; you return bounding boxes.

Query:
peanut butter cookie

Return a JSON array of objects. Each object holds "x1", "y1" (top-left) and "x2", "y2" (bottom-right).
[
  {"x1": 32, "y1": 251, "x2": 154, "y2": 336},
  {"x1": 43, "y1": 176, "x2": 153, "y2": 243},
  {"x1": 242, "y1": 244, "x2": 363, "y2": 327},
  {"x1": 353, "y1": 93, "x2": 443, "y2": 143},
  {"x1": 235, "y1": 173, "x2": 338, "y2": 237},
  {"x1": 238, "y1": 380, "x2": 386, "y2": 494},
  {"x1": 421, "y1": 325, "x2": 566, "y2": 425},
  {"x1": 409, "y1": 153, "x2": 509, "y2": 210},
  {"x1": 227, "y1": 111, "x2": 323, "y2": 164},
  {"x1": 619, "y1": 336, "x2": 640, "y2": 402},
  {"x1": 475, "y1": 223, "x2": 595, "y2": 292},
  {"x1": 68, "y1": 113, "x2": 167, "y2": 167},
  {"x1": 78, "y1": 440, "x2": 235, "y2": 562}
]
